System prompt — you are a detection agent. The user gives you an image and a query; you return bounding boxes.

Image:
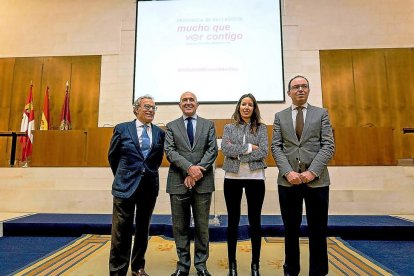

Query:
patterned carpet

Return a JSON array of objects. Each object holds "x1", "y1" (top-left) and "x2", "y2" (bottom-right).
[{"x1": 12, "y1": 235, "x2": 394, "y2": 276}]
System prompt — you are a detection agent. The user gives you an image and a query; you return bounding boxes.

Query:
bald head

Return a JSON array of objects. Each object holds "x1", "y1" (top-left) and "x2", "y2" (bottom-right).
[{"x1": 179, "y1": 91, "x2": 199, "y2": 117}]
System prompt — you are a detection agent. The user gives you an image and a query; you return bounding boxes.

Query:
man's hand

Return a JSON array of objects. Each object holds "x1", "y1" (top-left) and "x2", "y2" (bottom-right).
[
  {"x1": 286, "y1": 171, "x2": 303, "y2": 185},
  {"x1": 299, "y1": 171, "x2": 316, "y2": 184},
  {"x1": 187, "y1": 165, "x2": 206, "y2": 181},
  {"x1": 252, "y1": 144, "x2": 259, "y2": 151},
  {"x1": 184, "y1": 175, "x2": 196, "y2": 189}
]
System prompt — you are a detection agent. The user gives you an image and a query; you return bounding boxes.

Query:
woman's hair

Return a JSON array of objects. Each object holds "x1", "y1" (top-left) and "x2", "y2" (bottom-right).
[{"x1": 231, "y1": 93, "x2": 262, "y2": 134}]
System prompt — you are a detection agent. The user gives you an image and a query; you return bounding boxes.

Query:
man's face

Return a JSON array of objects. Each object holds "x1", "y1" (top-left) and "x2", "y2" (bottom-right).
[
  {"x1": 136, "y1": 98, "x2": 156, "y2": 124},
  {"x1": 287, "y1": 77, "x2": 310, "y2": 106},
  {"x1": 179, "y1": 92, "x2": 199, "y2": 117}
]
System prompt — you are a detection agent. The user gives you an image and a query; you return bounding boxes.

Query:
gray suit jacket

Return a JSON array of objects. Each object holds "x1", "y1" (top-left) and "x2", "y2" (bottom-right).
[
  {"x1": 271, "y1": 104, "x2": 335, "y2": 187},
  {"x1": 221, "y1": 123, "x2": 268, "y2": 173},
  {"x1": 164, "y1": 116, "x2": 218, "y2": 194}
]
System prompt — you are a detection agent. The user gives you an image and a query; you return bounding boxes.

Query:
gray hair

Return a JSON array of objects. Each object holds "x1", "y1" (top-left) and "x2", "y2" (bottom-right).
[{"x1": 133, "y1": 94, "x2": 154, "y2": 115}]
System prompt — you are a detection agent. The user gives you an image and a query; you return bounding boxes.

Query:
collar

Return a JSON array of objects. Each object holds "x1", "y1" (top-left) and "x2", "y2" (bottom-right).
[
  {"x1": 182, "y1": 114, "x2": 198, "y2": 120},
  {"x1": 136, "y1": 119, "x2": 151, "y2": 129},
  {"x1": 291, "y1": 102, "x2": 308, "y2": 111}
]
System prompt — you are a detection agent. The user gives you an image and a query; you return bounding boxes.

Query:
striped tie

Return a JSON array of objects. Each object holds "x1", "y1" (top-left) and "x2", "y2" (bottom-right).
[{"x1": 141, "y1": 124, "x2": 150, "y2": 157}]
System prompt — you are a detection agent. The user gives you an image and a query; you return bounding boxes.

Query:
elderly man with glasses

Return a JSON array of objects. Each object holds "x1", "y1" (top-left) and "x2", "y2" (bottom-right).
[{"x1": 108, "y1": 94, "x2": 165, "y2": 276}]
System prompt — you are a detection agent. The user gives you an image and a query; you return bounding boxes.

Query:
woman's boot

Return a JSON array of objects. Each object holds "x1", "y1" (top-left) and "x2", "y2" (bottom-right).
[
  {"x1": 251, "y1": 262, "x2": 260, "y2": 276},
  {"x1": 228, "y1": 260, "x2": 237, "y2": 276}
]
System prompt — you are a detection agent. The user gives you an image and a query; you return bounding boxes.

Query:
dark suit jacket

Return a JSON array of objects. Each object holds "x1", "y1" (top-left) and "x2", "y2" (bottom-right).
[
  {"x1": 164, "y1": 116, "x2": 218, "y2": 194},
  {"x1": 271, "y1": 104, "x2": 335, "y2": 187},
  {"x1": 108, "y1": 120, "x2": 165, "y2": 198}
]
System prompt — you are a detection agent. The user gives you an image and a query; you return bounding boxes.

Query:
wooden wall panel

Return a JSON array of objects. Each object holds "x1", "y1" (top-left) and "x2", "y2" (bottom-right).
[
  {"x1": 70, "y1": 56, "x2": 101, "y2": 129},
  {"x1": 86, "y1": 127, "x2": 113, "y2": 166},
  {"x1": 320, "y1": 51, "x2": 356, "y2": 127},
  {"x1": 9, "y1": 58, "x2": 44, "y2": 131},
  {"x1": 384, "y1": 49, "x2": 414, "y2": 159},
  {"x1": 0, "y1": 58, "x2": 15, "y2": 166},
  {"x1": 31, "y1": 130, "x2": 86, "y2": 166},
  {"x1": 41, "y1": 57, "x2": 72, "y2": 129},
  {"x1": 352, "y1": 50, "x2": 390, "y2": 127},
  {"x1": 331, "y1": 127, "x2": 395, "y2": 165},
  {"x1": 0, "y1": 56, "x2": 101, "y2": 166},
  {"x1": 321, "y1": 48, "x2": 414, "y2": 161},
  {"x1": 0, "y1": 58, "x2": 15, "y2": 110}
]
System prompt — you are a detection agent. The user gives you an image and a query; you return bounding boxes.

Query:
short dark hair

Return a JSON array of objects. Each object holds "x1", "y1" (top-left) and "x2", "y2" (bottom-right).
[
  {"x1": 231, "y1": 93, "x2": 262, "y2": 134},
  {"x1": 287, "y1": 75, "x2": 310, "y2": 91}
]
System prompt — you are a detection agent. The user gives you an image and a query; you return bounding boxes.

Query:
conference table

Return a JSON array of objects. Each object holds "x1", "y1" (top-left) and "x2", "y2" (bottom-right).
[{"x1": 0, "y1": 131, "x2": 26, "y2": 167}]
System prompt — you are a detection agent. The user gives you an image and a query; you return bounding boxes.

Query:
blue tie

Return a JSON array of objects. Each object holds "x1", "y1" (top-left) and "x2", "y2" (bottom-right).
[
  {"x1": 141, "y1": 124, "x2": 150, "y2": 158},
  {"x1": 186, "y1": 117, "x2": 194, "y2": 147}
]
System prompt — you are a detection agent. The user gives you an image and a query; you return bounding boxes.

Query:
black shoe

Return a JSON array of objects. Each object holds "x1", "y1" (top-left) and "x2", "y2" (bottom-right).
[
  {"x1": 251, "y1": 262, "x2": 260, "y2": 276},
  {"x1": 171, "y1": 269, "x2": 189, "y2": 276},
  {"x1": 283, "y1": 264, "x2": 299, "y2": 276},
  {"x1": 197, "y1": 269, "x2": 211, "y2": 276},
  {"x1": 228, "y1": 260, "x2": 237, "y2": 276}
]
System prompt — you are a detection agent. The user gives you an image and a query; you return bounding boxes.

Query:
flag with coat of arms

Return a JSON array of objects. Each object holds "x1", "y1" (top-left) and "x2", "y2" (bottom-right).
[{"x1": 20, "y1": 83, "x2": 35, "y2": 161}]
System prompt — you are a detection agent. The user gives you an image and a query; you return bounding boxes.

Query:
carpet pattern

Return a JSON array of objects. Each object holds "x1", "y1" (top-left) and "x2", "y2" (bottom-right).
[{"x1": 12, "y1": 235, "x2": 394, "y2": 276}]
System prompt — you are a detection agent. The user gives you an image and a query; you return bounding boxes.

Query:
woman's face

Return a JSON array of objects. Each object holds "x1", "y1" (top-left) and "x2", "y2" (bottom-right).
[{"x1": 239, "y1": 97, "x2": 254, "y2": 122}]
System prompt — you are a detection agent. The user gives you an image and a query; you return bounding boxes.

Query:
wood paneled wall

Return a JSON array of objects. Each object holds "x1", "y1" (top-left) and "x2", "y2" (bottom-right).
[
  {"x1": 320, "y1": 48, "x2": 414, "y2": 160},
  {"x1": 0, "y1": 56, "x2": 101, "y2": 166}
]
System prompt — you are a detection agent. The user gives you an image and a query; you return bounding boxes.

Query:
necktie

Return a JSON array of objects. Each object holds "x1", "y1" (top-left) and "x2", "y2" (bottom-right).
[
  {"x1": 295, "y1": 106, "x2": 304, "y2": 140},
  {"x1": 141, "y1": 124, "x2": 150, "y2": 158},
  {"x1": 186, "y1": 117, "x2": 194, "y2": 147}
]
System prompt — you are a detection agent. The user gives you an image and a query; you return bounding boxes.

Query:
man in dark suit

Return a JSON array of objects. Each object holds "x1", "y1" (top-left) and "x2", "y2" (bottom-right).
[
  {"x1": 164, "y1": 91, "x2": 218, "y2": 276},
  {"x1": 271, "y1": 76, "x2": 335, "y2": 276},
  {"x1": 108, "y1": 95, "x2": 165, "y2": 276}
]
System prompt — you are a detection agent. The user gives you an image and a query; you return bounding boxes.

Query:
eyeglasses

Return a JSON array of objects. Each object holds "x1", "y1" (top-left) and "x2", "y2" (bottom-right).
[
  {"x1": 290, "y1": 84, "x2": 309, "y2": 91},
  {"x1": 141, "y1": 104, "x2": 157, "y2": 111}
]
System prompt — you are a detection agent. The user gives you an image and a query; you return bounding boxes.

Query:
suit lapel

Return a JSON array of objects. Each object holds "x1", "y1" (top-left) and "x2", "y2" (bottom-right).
[
  {"x1": 301, "y1": 104, "x2": 314, "y2": 140},
  {"x1": 150, "y1": 124, "x2": 158, "y2": 152},
  {"x1": 193, "y1": 117, "x2": 204, "y2": 147},
  {"x1": 282, "y1": 108, "x2": 297, "y2": 142},
  {"x1": 177, "y1": 118, "x2": 192, "y2": 148},
  {"x1": 127, "y1": 120, "x2": 141, "y2": 154}
]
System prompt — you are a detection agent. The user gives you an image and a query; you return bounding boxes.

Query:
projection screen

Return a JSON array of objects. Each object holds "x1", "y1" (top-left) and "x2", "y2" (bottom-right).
[{"x1": 134, "y1": 0, "x2": 284, "y2": 103}]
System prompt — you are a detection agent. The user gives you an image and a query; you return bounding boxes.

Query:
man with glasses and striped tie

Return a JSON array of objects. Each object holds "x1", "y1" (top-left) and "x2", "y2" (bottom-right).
[{"x1": 108, "y1": 94, "x2": 165, "y2": 276}]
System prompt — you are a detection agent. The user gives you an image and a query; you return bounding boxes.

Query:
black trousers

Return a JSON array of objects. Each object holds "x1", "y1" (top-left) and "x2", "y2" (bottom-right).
[
  {"x1": 109, "y1": 176, "x2": 158, "y2": 276},
  {"x1": 224, "y1": 178, "x2": 265, "y2": 263},
  {"x1": 278, "y1": 184, "x2": 329, "y2": 276}
]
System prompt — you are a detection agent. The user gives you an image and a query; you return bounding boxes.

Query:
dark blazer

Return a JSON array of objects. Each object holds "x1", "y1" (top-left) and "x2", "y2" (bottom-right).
[
  {"x1": 108, "y1": 120, "x2": 165, "y2": 198},
  {"x1": 271, "y1": 104, "x2": 335, "y2": 187},
  {"x1": 164, "y1": 116, "x2": 218, "y2": 194}
]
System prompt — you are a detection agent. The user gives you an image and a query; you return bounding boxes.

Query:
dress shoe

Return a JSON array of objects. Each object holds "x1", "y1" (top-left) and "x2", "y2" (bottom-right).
[
  {"x1": 196, "y1": 269, "x2": 211, "y2": 276},
  {"x1": 132, "y1": 268, "x2": 149, "y2": 276},
  {"x1": 171, "y1": 269, "x2": 189, "y2": 276},
  {"x1": 228, "y1": 260, "x2": 237, "y2": 276},
  {"x1": 251, "y1": 262, "x2": 260, "y2": 276}
]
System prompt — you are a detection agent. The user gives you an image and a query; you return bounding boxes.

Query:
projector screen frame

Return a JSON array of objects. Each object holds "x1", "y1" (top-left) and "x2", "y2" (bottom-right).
[{"x1": 133, "y1": 0, "x2": 285, "y2": 105}]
